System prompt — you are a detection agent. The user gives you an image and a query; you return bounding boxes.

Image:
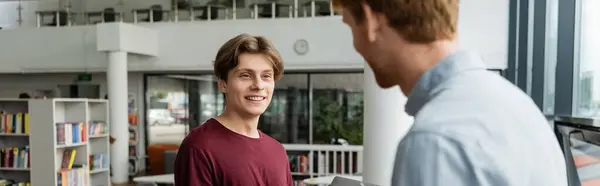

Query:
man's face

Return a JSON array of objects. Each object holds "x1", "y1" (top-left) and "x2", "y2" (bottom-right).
[
  {"x1": 342, "y1": 5, "x2": 398, "y2": 88},
  {"x1": 219, "y1": 53, "x2": 275, "y2": 117}
]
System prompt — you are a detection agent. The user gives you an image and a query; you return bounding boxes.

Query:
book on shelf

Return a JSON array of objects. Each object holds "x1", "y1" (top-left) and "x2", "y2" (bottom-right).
[
  {"x1": 129, "y1": 146, "x2": 136, "y2": 157},
  {"x1": 0, "y1": 146, "x2": 30, "y2": 169},
  {"x1": 289, "y1": 154, "x2": 310, "y2": 174},
  {"x1": 0, "y1": 179, "x2": 30, "y2": 186},
  {"x1": 88, "y1": 121, "x2": 107, "y2": 136},
  {"x1": 0, "y1": 113, "x2": 29, "y2": 134},
  {"x1": 60, "y1": 149, "x2": 76, "y2": 169},
  {"x1": 56, "y1": 122, "x2": 87, "y2": 145},
  {"x1": 57, "y1": 164, "x2": 88, "y2": 186},
  {"x1": 89, "y1": 152, "x2": 109, "y2": 171},
  {"x1": 292, "y1": 180, "x2": 306, "y2": 186}
]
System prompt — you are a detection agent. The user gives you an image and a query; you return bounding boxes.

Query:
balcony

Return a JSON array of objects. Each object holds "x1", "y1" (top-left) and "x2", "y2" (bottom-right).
[{"x1": 0, "y1": 0, "x2": 339, "y2": 29}]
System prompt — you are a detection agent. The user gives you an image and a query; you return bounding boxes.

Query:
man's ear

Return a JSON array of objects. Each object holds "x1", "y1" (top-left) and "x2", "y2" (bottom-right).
[
  {"x1": 362, "y1": 2, "x2": 381, "y2": 43},
  {"x1": 218, "y1": 79, "x2": 227, "y2": 93}
]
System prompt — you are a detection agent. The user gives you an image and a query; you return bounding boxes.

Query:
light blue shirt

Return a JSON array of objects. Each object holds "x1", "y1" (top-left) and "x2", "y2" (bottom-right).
[{"x1": 391, "y1": 51, "x2": 568, "y2": 186}]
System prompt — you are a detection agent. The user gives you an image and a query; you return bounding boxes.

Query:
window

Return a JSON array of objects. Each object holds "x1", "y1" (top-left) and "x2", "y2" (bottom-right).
[
  {"x1": 543, "y1": 0, "x2": 559, "y2": 114},
  {"x1": 259, "y1": 74, "x2": 310, "y2": 144},
  {"x1": 143, "y1": 73, "x2": 365, "y2": 145},
  {"x1": 311, "y1": 73, "x2": 364, "y2": 145},
  {"x1": 576, "y1": 0, "x2": 600, "y2": 117},
  {"x1": 145, "y1": 75, "x2": 190, "y2": 145}
]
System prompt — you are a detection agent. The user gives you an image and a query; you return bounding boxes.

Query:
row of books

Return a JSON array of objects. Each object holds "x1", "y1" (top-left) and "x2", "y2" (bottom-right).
[
  {"x1": 292, "y1": 180, "x2": 306, "y2": 186},
  {"x1": 0, "y1": 179, "x2": 30, "y2": 186},
  {"x1": 56, "y1": 122, "x2": 87, "y2": 145},
  {"x1": 0, "y1": 113, "x2": 29, "y2": 134},
  {"x1": 88, "y1": 121, "x2": 107, "y2": 136},
  {"x1": 89, "y1": 152, "x2": 108, "y2": 171},
  {"x1": 0, "y1": 147, "x2": 29, "y2": 169},
  {"x1": 289, "y1": 154, "x2": 310, "y2": 174},
  {"x1": 57, "y1": 166, "x2": 88, "y2": 186}
]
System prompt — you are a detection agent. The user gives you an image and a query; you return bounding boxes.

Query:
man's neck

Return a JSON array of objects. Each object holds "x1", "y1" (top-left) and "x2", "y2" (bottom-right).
[
  {"x1": 215, "y1": 109, "x2": 260, "y2": 138},
  {"x1": 392, "y1": 40, "x2": 458, "y2": 96}
]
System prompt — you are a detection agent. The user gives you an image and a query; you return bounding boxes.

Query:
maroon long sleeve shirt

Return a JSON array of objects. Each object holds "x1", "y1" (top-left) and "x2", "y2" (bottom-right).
[{"x1": 174, "y1": 118, "x2": 293, "y2": 186}]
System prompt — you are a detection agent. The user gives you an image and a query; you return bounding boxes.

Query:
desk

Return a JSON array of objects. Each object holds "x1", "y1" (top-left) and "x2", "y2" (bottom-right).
[
  {"x1": 132, "y1": 8, "x2": 172, "y2": 23},
  {"x1": 133, "y1": 174, "x2": 174, "y2": 186},
  {"x1": 303, "y1": 175, "x2": 362, "y2": 185},
  {"x1": 555, "y1": 116, "x2": 600, "y2": 131},
  {"x1": 249, "y1": 2, "x2": 293, "y2": 19},
  {"x1": 301, "y1": 0, "x2": 334, "y2": 17},
  {"x1": 35, "y1": 10, "x2": 77, "y2": 27},
  {"x1": 189, "y1": 4, "x2": 228, "y2": 21},
  {"x1": 86, "y1": 11, "x2": 124, "y2": 24}
]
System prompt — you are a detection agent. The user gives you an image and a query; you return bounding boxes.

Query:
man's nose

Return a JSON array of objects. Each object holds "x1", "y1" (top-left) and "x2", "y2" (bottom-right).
[{"x1": 251, "y1": 78, "x2": 266, "y2": 91}]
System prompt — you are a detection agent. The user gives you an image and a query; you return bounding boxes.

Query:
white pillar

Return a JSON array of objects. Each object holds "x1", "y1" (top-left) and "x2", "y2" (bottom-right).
[
  {"x1": 107, "y1": 51, "x2": 129, "y2": 184},
  {"x1": 362, "y1": 65, "x2": 414, "y2": 185}
]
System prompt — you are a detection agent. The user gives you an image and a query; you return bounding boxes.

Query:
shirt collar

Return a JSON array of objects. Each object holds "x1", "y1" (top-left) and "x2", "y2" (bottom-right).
[{"x1": 405, "y1": 51, "x2": 487, "y2": 116}]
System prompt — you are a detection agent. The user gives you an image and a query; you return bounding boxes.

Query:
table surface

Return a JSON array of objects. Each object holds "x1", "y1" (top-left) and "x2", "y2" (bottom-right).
[
  {"x1": 133, "y1": 174, "x2": 174, "y2": 184},
  {"x1": 555, "y1": 116, "x2": 600, "y2": 127},
  {"x1": 133, "y1": 173, "x2": 363, "y2": 185},
  {"x1": 303, "y1": 175, "x2": 362, "y2": 185}
]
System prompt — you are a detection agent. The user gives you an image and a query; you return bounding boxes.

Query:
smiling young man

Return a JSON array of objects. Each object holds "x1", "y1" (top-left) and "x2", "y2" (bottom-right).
[
  {"x1": 335, "y1": 0, "x2": 568, "y2": 185},
  {"x1": 174, "y1": 34, "x2": 292, "y2": 186}
]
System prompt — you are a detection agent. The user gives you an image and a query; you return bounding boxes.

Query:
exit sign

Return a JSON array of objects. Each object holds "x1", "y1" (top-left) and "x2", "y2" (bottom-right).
[{"x1": 76, "y1": 73, "x2": 92, "y2": 82}]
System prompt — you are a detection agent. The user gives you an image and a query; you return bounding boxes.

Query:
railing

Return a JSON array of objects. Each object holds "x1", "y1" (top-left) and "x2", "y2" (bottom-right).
[
  {"x1": 0, "y1": 0, "x2": 339, "y2": 29},
  {"x1": 283, "y1": 144, "x2": 363, "y2": 179}
]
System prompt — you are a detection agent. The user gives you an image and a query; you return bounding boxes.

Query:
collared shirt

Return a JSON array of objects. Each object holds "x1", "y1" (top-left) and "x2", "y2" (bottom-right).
[{"x1": 391, "y1": 51, "x2": 568, "y2": 186}]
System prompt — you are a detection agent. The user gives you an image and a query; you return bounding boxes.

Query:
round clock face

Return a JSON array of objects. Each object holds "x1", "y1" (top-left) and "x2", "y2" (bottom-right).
[{"x1": 294, "y1": 39, "x2": 309, "y2": 55}]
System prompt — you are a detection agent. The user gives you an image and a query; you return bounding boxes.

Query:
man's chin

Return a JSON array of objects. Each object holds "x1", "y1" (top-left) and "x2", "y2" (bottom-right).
[
  {"x1": 245, "y1": 109, "x2": 267, "y2": 117},
  {"x1": 375, "y1": 76, "x2": 396, "y2": 89}
]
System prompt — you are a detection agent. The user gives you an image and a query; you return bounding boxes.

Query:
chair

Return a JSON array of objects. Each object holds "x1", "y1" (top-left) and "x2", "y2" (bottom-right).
[
  {"x1": 143, "y1": 4, "x2": 164, "y2": 22},
  {"x1": 163, "y1": 150, "x2": 178, "y2": 174},
  {"x1": 258, "y1": 3, "x2": 280, "y2": 18},
  {"x1": 103, "y1": 8, "x2": 117, "y2": 22},
  {"x1": 197, "y1": 6, "x2": 220, "y2": 20},
  {"x1": 303, "y1": 0, "x2": 332, "y2": 17},
  {"x1": 46, "y1": 11, "x2": 68, "y2": 26}
]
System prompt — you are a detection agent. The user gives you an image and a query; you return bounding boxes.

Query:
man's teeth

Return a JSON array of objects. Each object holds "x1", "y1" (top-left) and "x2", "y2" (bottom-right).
[{"x1": 246, "y1": 96, "x2": 264, "y2": 101}]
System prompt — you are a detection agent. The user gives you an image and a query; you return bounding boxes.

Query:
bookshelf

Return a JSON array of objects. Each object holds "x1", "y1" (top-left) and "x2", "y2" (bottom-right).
[
  {"x1": 29, "y1": 98, "x2": 111, "y2": 186},
  {"x1": 0, "y1": 99, "x2": 31, "y2": 185}
]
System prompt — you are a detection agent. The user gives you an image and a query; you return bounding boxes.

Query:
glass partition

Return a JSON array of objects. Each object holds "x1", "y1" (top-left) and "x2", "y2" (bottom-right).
[
  {"x1": 576, "y1": 0, "x2": 600, "y2": 118},
  {"x1": 145, "y1": 75, "x2": 190, "y2": 145}
]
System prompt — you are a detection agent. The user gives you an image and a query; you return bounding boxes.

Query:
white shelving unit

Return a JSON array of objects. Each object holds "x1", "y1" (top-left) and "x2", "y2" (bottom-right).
[
  {"x1": 0, "y1": 99, "x2": 31, "y2": 185},
  {"x1": 29, "y1": 98, "x2": 110, "y2": 186}
]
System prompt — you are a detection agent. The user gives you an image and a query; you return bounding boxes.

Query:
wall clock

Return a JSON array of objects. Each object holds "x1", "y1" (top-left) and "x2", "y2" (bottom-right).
[{"x1": 294, "y1": 39, "x2": 309, "y2": 55}]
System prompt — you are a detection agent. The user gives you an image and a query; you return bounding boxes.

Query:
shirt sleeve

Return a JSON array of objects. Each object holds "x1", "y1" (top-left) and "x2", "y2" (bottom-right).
[
  {"x1": 174, "y1": 144, "x2": 214, "y2": 186},
  {"x1": 391, "y1": 132, "x2": 495, "y2": 186}
]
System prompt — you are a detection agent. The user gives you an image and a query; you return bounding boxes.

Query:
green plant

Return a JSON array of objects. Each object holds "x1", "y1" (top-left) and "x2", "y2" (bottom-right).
[
  {"x1": 340, "y1": 100, "x2": 363, "y2": 145},
  {"x1": 313, "y1": 94, "x2": 364, "y2": 145}
]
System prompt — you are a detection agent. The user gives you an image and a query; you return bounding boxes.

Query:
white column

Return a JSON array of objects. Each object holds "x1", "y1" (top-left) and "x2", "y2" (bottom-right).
[
  {"x1": 362, "y1": 65, "x2": 414, "y2": 185},
  {"x1": 107, "y1": 51, "x2": 129, "y2": 184}
]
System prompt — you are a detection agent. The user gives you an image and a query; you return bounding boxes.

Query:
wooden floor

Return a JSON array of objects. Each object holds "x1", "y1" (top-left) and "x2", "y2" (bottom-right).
[{"x1": 111, "y1": 183, "x2": 136, "y2": 186}]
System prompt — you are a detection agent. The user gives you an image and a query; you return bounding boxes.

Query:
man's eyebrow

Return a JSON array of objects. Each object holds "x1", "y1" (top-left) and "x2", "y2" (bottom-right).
[{"x1": 234, "y1": 68, "x2": 273, "y2": 73}]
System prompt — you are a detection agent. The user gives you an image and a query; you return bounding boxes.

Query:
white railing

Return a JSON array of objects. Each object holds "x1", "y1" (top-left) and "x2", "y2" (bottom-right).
[
  {"x1": 0, "y1": 0, "x2": 339, "y2": 29},
  {"x1": 283, "y1": 144, "x2": 363, "y2": 179}
]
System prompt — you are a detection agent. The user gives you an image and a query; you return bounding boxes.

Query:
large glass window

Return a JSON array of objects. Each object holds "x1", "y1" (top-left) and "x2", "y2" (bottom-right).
[
  {"x1": 259, "y1": 74, "x2": 310, "y2": 144},
  {"x1": 145, "y1": 75, "x2": 190, "y2": 145},
  {"x1": 143, "y1": 73, "x2": 365, "y2": 145},
  {"x1": 311, "y1": 73, "x2": 364, "y2": 145},
  {"x1": 543, "y1": 0, "x2": 559, "y2": 114},
  {"x1": 576, "y1": 0, "x2": 600, "y2": 117}
]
